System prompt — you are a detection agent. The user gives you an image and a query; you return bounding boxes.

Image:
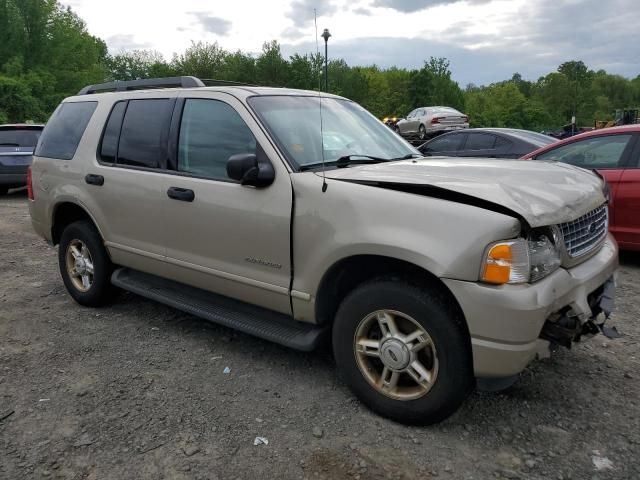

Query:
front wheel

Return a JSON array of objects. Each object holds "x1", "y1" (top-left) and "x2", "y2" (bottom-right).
[
  {"x1": 332, "y1": 278, "x2": 474, "y2": 425},
  {"x1": 59, "y1": 220, "x2": 115, "y2": 307}
]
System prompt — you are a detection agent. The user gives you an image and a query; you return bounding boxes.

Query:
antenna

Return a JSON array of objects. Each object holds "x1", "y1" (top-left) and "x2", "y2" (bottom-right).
[{"x1": 314, "y1": 9, "x2": 328, "y2": 193}]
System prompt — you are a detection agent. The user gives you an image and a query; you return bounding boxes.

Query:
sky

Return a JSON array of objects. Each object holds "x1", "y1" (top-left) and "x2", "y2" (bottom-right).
[{"x1": 63, "y1": 0, "x2": 640, "y2": 86}]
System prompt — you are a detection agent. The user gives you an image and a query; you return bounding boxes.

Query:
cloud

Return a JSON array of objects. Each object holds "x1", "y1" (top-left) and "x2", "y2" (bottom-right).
[
  {"x1": 371, "y1": 0, "x2": 490, "y2": 13},
  {"x1": 106, "y1": 34, "x2": 152, "y2": 51},
  {"x1": 281, "y1": 26, "x2": 306, "y2": 40},
  {"x1": 286, "y1": 0, "x2": 338, "y2": 27},
  {"x1": 352, "y1": 7, "x2": 372, "y2": 15},
  {"x1": 281, "y1": 16, "x2": 640, "y2": 88},
  {"x1": 188, "y1": 12, "x2": 232, "y2": 36}
]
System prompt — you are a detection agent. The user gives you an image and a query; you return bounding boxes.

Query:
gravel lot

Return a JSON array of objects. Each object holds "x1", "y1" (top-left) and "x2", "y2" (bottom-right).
[{"x1": 1, "y1": 190, "x2": 639, "y2": 480}]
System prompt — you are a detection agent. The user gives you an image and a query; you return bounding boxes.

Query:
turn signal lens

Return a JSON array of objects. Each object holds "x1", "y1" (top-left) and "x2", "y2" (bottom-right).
[{"x1": 481, "y1": 239, "x2": 530, "y2": 284}]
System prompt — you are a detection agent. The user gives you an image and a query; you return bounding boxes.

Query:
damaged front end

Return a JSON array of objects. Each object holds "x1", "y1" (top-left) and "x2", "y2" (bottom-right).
[{"x1": 539, "y1": 276, "x2": 620, "y2": 354}]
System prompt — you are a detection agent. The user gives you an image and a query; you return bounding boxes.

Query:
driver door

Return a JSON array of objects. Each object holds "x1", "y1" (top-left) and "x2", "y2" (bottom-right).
[{"x1": 161, "y1": 92, "x2": 293, "y2": 314}]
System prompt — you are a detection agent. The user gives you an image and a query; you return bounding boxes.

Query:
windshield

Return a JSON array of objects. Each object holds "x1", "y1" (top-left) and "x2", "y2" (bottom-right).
[{"x1": 248, "y1": 95, "x2": 419, "y2": 168}]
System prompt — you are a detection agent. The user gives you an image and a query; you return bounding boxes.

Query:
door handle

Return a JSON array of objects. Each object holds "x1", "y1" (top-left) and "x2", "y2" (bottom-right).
[
  {"x1": 167, "y1": 187, "x2": 195, "y2": 202},
  {"x1": 85, "y1": 174, "x2": 104, "y2": 186}
]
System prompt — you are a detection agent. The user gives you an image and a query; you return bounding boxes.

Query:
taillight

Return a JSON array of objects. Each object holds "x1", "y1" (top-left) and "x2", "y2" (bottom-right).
[
  {"x1": 27, "y1": 166, "x2": 34, "y2": 200},
  {"x1": 431, "y1": 117, "x2": 441, "y2": 124}
]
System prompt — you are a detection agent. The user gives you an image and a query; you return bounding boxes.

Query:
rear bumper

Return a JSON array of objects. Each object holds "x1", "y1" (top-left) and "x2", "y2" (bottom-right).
[
  {"x1": 443, "y1": 234, "x2": 618, "y2": 378},
  {"x1": 0, "y1": 171, "x2": 27, "y2": 187}
]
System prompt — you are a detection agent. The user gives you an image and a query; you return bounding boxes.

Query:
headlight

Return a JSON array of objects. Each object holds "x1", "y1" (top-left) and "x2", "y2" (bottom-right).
[
  {"x1": 481, "y1": 233, "x2": 561, "y2": 285},
  {"x1": 528, "y1": 233, "x2": 561, "y2": 282}
]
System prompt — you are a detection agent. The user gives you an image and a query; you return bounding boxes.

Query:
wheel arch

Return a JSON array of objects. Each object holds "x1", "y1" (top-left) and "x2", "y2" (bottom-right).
[
  {"x1": 314, "y1": 254, "x2": 470, "y2": 341},
  {"x1": 51, "y1": 201, "x2": 105, "y2": 246}
]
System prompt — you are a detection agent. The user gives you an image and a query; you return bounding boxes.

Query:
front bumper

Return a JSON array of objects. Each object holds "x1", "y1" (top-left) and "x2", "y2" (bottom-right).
[{"x1": 443, "y1": 234, "x2": 618, "y2": 378}]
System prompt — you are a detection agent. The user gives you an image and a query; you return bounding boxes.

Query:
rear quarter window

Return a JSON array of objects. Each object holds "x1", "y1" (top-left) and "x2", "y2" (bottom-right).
[{"x1": 35, "y1": 102, "x2": 97, "y2": 160}]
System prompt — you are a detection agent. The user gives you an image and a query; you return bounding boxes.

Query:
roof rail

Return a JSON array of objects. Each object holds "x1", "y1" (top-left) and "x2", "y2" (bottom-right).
[
  {"x1": 199, "y1": 78, "x2": 259, "y2": 87},
  {"x1": 77, "y1": 76, "x2": 205, "y2": 95}
]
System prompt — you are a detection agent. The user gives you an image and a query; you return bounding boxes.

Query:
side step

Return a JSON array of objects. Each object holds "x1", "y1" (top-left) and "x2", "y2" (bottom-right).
[{"x1": 111, "y1": 268, "x2": 327, "y2": 352}]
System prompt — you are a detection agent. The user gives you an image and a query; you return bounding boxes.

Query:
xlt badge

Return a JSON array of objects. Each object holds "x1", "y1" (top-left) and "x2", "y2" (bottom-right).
[{"x1": 245, "y1": 257, "x2": 282, "y2": 269}]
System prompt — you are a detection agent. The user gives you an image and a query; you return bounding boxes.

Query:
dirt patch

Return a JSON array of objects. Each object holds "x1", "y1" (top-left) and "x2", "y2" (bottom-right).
[{"x1": 1, "y1": 191, "x2": 639, "y2": 479}]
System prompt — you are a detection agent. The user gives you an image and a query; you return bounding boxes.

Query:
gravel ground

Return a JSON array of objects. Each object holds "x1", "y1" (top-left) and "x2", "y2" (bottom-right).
[{"x1": 1, "y1": 190, "x2": 639, "y2": 480}]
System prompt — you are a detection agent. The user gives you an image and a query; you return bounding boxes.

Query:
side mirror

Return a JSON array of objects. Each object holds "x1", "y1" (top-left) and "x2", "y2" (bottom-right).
[{"x1": 227, "y1": 153, "x2": 275, "y2": 188}]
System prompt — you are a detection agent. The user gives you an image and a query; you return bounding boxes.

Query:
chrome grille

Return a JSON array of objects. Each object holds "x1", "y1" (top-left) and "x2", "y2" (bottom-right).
[{"x1": 558, "y1": 204, "x2": 608, "y2": 258}]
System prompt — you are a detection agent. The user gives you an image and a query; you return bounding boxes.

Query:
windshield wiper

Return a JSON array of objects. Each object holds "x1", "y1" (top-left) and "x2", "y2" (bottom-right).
[
  {"x1": 299, "y1": 154, "x2": 390, "y2": 171},
  {"x1": 0, "y1": 143, "x2": 20, "y2": 147},
  {"x1": 389, "y1": 153, "x2": 422, "y2": 160}
]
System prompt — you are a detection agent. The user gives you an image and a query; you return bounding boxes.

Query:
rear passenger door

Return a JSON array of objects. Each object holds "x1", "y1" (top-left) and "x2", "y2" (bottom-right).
[
  {"x1": 86, "y1": 96, "x2": 176, "y2": 277},
  {"x1": 161, "y1": 92, "x2": 293, "y2": 314},
  {"x1": 458, "y1": 132, "x2": 498, "y2": 157}
]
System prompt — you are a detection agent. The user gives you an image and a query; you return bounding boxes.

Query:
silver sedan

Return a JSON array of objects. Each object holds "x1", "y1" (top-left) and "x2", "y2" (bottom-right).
[{"x1": 395, "y1": 106, "x2": 469, "y2": 141}]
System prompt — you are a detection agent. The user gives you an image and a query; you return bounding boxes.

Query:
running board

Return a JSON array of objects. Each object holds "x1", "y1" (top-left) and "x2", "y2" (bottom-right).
[{"x1": 111, "y1": 268, "x2": 327, "y2": 351}]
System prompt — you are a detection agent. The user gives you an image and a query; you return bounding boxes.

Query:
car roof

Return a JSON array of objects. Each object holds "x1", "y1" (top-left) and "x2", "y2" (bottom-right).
[{"x1": 64, "y1": 85, "x2": 348, "y2": 103}]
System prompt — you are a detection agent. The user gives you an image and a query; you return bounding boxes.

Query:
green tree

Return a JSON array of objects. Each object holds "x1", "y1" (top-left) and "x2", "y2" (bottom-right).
[
  {"x1": 171, "y1": 41, "x2": 226, "y2": 79},
  {"x1": 107, "y1": 50, "x2": 172, "y2": 81},
  {"x1": 256, "y1": 40, "x2": 289, "y2": 86}
]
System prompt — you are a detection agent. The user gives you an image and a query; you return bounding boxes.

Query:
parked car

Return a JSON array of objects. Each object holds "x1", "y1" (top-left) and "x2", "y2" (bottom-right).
[
  {"x1": 418, "y1": 128, "x2": 557, "y2": 158},
  {"x1": 395, "y1": 106, "x2": 468, "y2": 141},
  {"x1": 382, "y1": 116, "x2": 400, "y2": 129},
  {"x1": 0, "y1": 124, "x2": 44, "y2": 194},
  {"x1": 523, "y1": 125, "x2": 640, "y2": 251},
  {"x1": 29, "y1": 76, "x2": 617, "y2": 425}
]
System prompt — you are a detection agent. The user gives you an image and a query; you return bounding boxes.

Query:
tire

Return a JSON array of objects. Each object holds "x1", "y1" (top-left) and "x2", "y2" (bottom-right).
[
  {"x1": 0, "y1": 187, "x2": 8, "y2": 195},
  {"x1": 332, "y1": 277, "x2": 474, "y2": 425},
  {"x1": 418, "y1": 124, "x2": 427, "y2": 140},
  {"x1": 58, "y1": 220, "x2": 115, "y2": 307}
]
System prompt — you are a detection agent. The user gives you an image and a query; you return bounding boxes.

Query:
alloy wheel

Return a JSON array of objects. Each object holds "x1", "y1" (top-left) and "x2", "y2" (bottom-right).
[
  {"x1": 353, "y1": 309, "x2": 439, "y2": 400},
  {"x1": 65, "y1": 239, "x2": 94, "y2": 292}
]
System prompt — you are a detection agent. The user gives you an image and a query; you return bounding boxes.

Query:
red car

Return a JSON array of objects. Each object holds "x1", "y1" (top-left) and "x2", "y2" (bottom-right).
[{"x1": 523, "y1": 125, "x2": 640, "y2": 251}]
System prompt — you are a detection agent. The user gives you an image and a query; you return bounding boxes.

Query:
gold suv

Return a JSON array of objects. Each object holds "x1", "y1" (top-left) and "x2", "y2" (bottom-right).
[{"x1": 28, "y1": 77, "x2": 618, "y2": 424}]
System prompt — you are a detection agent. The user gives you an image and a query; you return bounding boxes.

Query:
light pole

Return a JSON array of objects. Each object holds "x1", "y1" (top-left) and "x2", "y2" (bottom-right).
[{"x1": 321, "y1": 28, "x2": 331, "y2": 92}]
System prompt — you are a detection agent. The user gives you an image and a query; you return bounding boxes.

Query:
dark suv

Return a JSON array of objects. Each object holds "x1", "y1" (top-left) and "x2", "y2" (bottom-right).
[{"x1": 0, "y1": 124, "x2": 44, "y2": 194}]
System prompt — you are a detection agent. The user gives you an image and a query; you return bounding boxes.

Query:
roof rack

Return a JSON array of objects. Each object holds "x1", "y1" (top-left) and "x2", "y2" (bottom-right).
[
  {"x1": 77, "y1": 76, "x2": 205, "y2": 95},
  {"x1": 199, "y1": 78, "x2": 259, "y2": 87}
]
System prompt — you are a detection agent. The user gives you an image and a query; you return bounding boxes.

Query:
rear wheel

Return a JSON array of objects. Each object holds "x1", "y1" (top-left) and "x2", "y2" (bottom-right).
[
  {"x1": 418, "y1": 124, "x2": 427, "y2": 140},
  {"x1": 0, "y1": 187, "x2": 8, "y2": 195},
  {"x1": 332, "y1": 278, "x2": 473, "y2": 425},
  {"x1": 59, "y1": 220, "x2": 115, "y2": 307}
]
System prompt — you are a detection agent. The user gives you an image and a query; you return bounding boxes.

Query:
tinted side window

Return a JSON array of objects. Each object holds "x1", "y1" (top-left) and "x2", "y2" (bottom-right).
[
  {"x1": 178, "y1": 99, "x2": 257, "y2": 181},
  {"x1": 35, "y1": 102, "x2": 97, "y2": 160},
  {"x1": 536, "y1": 134, "x2": 632, "y2": 168},
  {"x1": 117, "y1": 99, "x2": 172, "y2": 168},
  {"x1": 99, "y1": 101, "x2": 127, "y2": 163},
  {"x1": 494, "y1": 136, "x2": 511, "y2": 148},
  {"x1": 465, "y1": 133, "x2": 496, "y2": 150},
  {"x1": 422, "y1": 133, "x2": 464, "y2": 153}
]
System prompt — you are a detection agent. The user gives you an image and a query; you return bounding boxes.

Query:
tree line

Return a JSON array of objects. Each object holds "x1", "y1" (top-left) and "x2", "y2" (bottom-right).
[{"x1": 1, "y1": 0, "x2": 639, "y2": 131}]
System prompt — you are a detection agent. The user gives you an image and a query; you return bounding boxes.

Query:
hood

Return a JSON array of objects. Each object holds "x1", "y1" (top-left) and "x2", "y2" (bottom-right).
[{"x1": 322, "y1": 157, "x2": 605, "y2": 227}]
